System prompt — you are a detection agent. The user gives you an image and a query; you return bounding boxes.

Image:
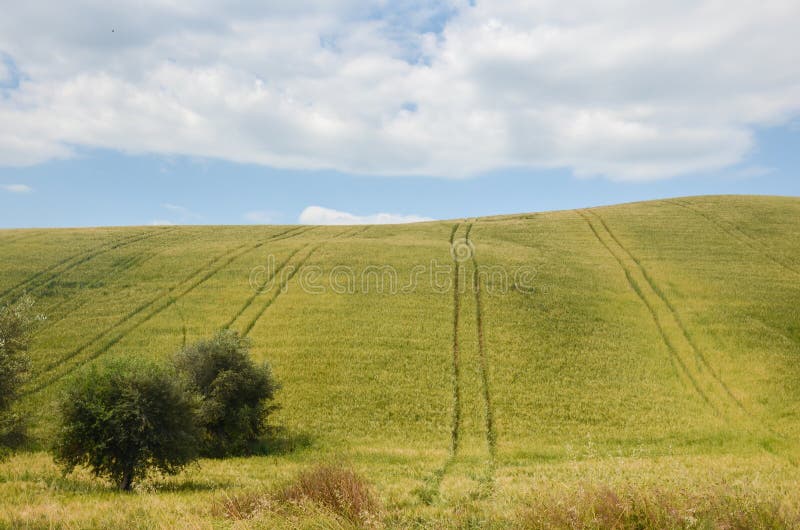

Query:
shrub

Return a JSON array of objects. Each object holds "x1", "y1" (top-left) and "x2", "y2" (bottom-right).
[
  {"x1": 174, "y1": 330, "x2": 279, "y2": 457},
  {"x1": 212, "y1": 464, "x2": 381, "y2": 524},
  {"x1": 53, "y1": 358, "x2": 200, "y2": 491},
  {"x1": 0, "y1": 296, "x2": 42, "y2": 449},
  {"x1": 278, "y1": 464, "x2": 381, "y2": 524}
]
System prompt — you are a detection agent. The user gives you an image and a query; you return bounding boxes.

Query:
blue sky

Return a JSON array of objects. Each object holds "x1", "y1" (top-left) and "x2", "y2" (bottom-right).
[{"x1": 1, "y1": 1, "x2": 798, "y2": 227}]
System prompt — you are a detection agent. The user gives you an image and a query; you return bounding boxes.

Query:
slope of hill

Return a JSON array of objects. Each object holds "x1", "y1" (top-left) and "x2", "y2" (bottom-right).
[{"x1": 1, "y1": 195, "x2": 799, "y2": 527}]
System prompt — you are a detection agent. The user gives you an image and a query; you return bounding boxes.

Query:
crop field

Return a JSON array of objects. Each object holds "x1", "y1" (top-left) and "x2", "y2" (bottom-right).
[{"x1": 1, "y1": 195, "x2": 799, "y2": 528}]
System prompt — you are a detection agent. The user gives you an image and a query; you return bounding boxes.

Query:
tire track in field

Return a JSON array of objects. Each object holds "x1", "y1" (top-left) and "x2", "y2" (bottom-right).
[
  {"x1": 239, "y1": 226, "x2": 366, "y2": 337},
  {"x1": 38, "y1": 229, "x2": 183, "y2": 326},
  {"x1": 579, "y1": 209, "x2": 718, "y2": 413},
  {"x1": 465, "y1": 222, "x2": 497, "y2": 500},
  {"x1": 589, "y1": 210, "x2": 749, "y2": 414},
  {"x1": 415, "y1": 223, "x2": 464, "y2": 505},
  {"x1": 30, "y1": 226, "x2": 312, "y2": 391},
  {"x1": 581, "y1": 209, "x2": 797, "y2": 462},
  {"x1": 240, "y1": 245, "x2": 320, "y2": 337},
  {"x1": 24, "y1": 226, "x2": 312, "y2": 396},
  {"x1": 40, "y1": 251, "x2": 162, "y2": 329},
  {"x1": 223, "y1": 246, "x2": 307, "y2": 331},
  {"x1": 465, "y1": 223, "x2": 497, "y2": 459},
  {"x1": 662, "y1": 201, "x2": 800, "y2": 462},
  {"x1": 0, "y1": 229, "x2": 156, "y2": 301},
  {"x1": 582, "y1": 210, "x2": 800, "y2": 464},
  {"x1": 29, "y1": 228, "x2": 178, "y2": 302},
  {"x1": 1, "y1": 228, "x2": 174, "y2": 304},
  {"x1": 0, "y1": 231, "x2": 42, "y2": 245},
  {"x1": 449, "y1": 223, "x2": 464, "y2": 456},
  {"x1": 593, "y1": 209, "x2": 786, "y2": 429},
  {"x1": 1, "y1": 231, "x2": 142, "y2": 301},
  {"x1": 667, "y1": 199, "x2": 800, "y2": 277}
]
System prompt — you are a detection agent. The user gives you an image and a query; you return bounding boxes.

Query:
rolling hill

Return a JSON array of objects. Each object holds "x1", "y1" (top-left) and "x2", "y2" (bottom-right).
[{"x1": 1, "y1": 195, "x2": 799, "y2": 528}]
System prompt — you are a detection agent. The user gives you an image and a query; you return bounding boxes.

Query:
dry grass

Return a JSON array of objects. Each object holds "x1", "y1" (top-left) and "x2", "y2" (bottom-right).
[
  {"x1": 213, "y1": 490, "x2": 270, "y2": 520},
  {"x1": 279, "y1": 464, "x2": 381, "y2": 523},
  {"x1": 515, "y1": 483, "x2": 798, "y2": 530},
  {"x1": 213, "y1": 464, "x2": 381, "y2": 526}
]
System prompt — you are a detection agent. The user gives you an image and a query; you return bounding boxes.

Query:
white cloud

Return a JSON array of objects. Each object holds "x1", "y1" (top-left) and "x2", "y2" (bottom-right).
[
  {"x1": 299, "y1": 205, "x2": 433, "y2": 225},
  {"x1": 2, "y1": 184, "x2": 32, "y2": 193},
  {"x1": 727, "y1": 165, "x2": 775, "y2": 180},
  {"x1": 149, "y1": 219, "x2": 174, "y2": 226},
  {"x1": 0, "y1": 1, "x2": 799, "y2": 180},
  {"x1": 161, "y1": 203, "x2": 201, "y2": 220},
  {"x1": 244, "y1": 210, "x2": 278, "y2": 224}
]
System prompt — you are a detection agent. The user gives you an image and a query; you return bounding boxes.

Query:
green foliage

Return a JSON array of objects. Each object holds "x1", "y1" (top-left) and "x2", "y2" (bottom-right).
[
  {"x1": 175, "y1": 330, "x2": 279, "y2": 457},
  {"x1": 0, "y1": 296, "x2": 41, "y2": 448},
  {"x1": 53, "y1": 358, "x2": 199, "y2": 490}
]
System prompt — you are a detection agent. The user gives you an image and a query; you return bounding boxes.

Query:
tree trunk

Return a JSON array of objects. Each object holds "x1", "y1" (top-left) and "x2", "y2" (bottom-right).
[{"x1": 120, "y1": 469, "x2": 134, "y2": 491}]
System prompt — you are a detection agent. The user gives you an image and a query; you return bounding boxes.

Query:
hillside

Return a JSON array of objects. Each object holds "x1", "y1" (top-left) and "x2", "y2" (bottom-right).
[{"x1": 1, "y1": 195, "x2": 799, "y2": 527}]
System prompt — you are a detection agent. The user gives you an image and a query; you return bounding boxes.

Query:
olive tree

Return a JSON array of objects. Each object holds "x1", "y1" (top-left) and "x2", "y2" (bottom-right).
[
  {"x1": 175, "y1": 330, "x2": 279, "y2": 457},
  {"x1": 53, "y1": 359, "x2": 200, "y2": 491},
  {"x1": 0, "y1": 296, "x2": 41, "y2": 448}
]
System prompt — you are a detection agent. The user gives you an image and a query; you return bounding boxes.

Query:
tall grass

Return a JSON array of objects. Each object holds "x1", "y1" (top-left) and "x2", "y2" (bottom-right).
[
  {"x1": 515, "y1": 483, "x2": 798, "y2": 529},
  {"x1": 213, "y1": 464, "x2": 381, "y2": 526}
]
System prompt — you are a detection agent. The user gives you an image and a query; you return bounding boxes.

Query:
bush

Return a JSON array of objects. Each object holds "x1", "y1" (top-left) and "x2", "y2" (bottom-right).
[
  {"x1": 278, "y1": 465, "x2": 381, "y2": 524},
  {"x1": 175, "y1": 330, "x2": 279, "y2": 457},
  {"x1": 0, "y1": 296, "x2": 42, "y2": 449},
  {"x1": 212, "y1": 464, "x2": 381, "y2": 524},
  {"x1": 53, "y1": 358, "x2": 200, "y2": 491}
]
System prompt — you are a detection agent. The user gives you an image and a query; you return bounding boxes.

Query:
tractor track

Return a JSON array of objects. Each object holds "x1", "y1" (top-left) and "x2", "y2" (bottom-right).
[
  {"x1": 415, "y1": 223, "x2": 463, "y2": 504},
  {"x1": 40, "y1": 251, "x2": 163, "y2": 329},
  {"x1": 36, "y1": 228, "x2": 185, "y2": 327},
  {"x1": 418, "y1": 222, "x2": 498, "y2": 504},
  {"x1": 580, "y1": 209, "x2": 796, "y2": 465},
  {"x1": 590, "y1": 210, "x2": 748, "y2": 413},
  {"x1": 1, "y1": 227, "x2": 175, "y2": 304},
  {"x1": 579, "y1": 209, "x2": 719, "y2": 412},
  {"x1": 465, "y1": 223, "x2": 497, "y2": 459},
  {"x1": 240, "y1": 245, "x2": 319, "y2": 337},
  {"x1": 667, "y1": 199, "x2": 800, "y2": 277},
  {"x1": 240, "y1": 226, "x2": 365, "y2": 337},
  {"x1": 449, "y1": 223, "x2": 464, "y2": 456},
  {"x1": 223, "y1": 246, "x2": 307, "y2": 330},
  {"x1": 465, "y1": 222, "x2": 497, "y2": 499},
  {"x1": 2, "y1": 231, "x2": 147, "y2": 302},
  {"x1": 0, "y1": 231, "x2": 43, "y2": 246},
  {"x1": 24, "y1": 226, "x2": 311, "y2": 396},
  {"x1": 662, "y1": 201, "x2": 800, "y2": 461}
]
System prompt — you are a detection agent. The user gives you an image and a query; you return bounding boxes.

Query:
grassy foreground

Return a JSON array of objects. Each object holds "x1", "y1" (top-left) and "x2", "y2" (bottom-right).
[{"x1": 1, "y1": 195, "x2": 799, "y2": 528}]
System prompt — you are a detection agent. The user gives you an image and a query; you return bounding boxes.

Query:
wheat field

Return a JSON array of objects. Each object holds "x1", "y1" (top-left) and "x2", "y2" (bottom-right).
[{"x1": 1, "y1": 195, "x2": 799, "y2": 528}]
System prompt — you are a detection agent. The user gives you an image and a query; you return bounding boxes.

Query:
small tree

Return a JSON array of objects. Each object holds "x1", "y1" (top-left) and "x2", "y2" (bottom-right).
[
  {"x1": 175, "y1": 330, "x2": 279, "y2": 457},
  {"x1": 0, "y1": 296, "x2": 41, "y2": 448},
  {"x1": 53, "y1": 359, "x2": 200, "y2": 491}
]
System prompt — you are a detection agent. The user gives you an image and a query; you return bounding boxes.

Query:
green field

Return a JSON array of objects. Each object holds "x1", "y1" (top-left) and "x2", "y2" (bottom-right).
[{"x1": 1, "y1": 195, "x2": 799, "y2": 528}]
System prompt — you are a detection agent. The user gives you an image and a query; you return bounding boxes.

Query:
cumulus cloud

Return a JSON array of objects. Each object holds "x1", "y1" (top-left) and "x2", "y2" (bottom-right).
[
  {"x1": 161, "y1": 203, "x2": 202, "y2": 222},
  {"x1": 299, "y1": 206, "x2": 433, "y2": 225},
  {"x1": 1, "y1": 184, "x2": 33, "y2": 193},
  {"x1": 244, "y1": 210, "x2": 278, "y2": 224},
  {"x1": 1, "y1": 1, "x2": 799, "y2": 180},
  {"x1": 149, "y1": 219, "x2": 174, "y2": 226}
]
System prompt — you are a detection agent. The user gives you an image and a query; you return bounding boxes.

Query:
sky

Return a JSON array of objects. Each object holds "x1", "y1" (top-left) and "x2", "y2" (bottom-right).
[{"x1": 1, "y1": 0, "x2": 798, "y2": 228}]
